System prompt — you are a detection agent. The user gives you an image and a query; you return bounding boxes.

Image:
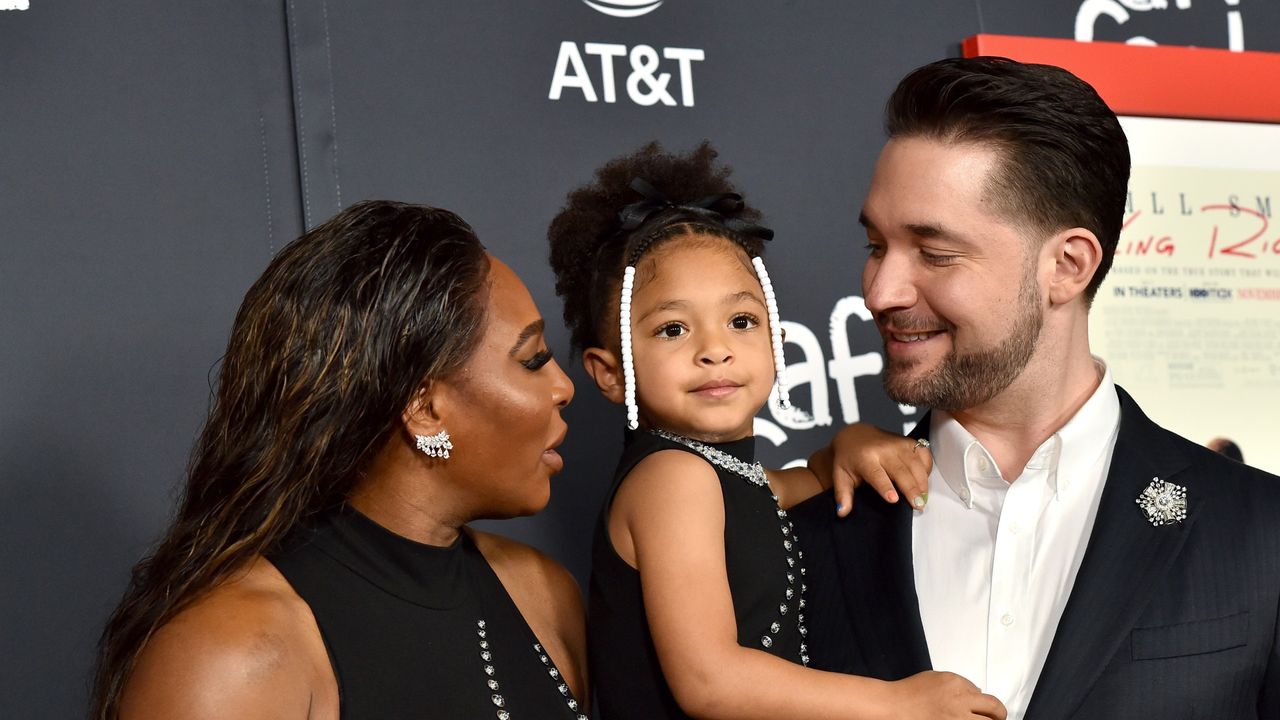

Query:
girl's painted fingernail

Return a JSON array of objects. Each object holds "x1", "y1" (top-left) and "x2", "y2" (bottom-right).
[
  {"x1": 835, "y1": 503, "x2": 845, "y2": 513},
  {"x1": 913, "y1": 493, "x2": 928, "y2": 508}
]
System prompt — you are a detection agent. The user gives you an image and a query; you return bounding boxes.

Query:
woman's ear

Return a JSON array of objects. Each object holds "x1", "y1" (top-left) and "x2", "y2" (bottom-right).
[
  {"x1": 1046, "y1": 226, "x2": 1103, "y2": 306},
  {"x1": 401, "y1": 382, "x2": 448, "y2": 438},
  {"x1": 582, "y1": 347, "x2": 625, "y2": 404}
]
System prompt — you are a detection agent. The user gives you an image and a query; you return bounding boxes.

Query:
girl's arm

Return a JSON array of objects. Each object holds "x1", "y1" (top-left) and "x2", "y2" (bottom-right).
[
  {"x1": 609, "y1": 449, "x2": 1003, "y2": 720},
  {"x1": 768, "y1": 423, "x2": 931, "y2": 515}
]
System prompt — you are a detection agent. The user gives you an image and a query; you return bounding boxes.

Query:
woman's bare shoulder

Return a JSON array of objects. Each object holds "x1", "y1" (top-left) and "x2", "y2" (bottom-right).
[
  {"x1": 470, "y1": 530, "x2": 578, "y2": 603},
  {"x1": 470, "y1": 530, "x2": 587, "y2": 699},
  {"x1": 119, "y1": 557, "x2": 337, "y2": 720}
]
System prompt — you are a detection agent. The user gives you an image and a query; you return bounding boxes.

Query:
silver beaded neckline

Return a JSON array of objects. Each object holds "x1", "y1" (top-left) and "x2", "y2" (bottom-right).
[{"x1": 651, "y1": 429, "x2": 768, "y2": 487}]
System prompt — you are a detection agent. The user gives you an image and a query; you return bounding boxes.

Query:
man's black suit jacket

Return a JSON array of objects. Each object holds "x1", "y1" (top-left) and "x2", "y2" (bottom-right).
[{"x1": 792, "y1": 387, "x2": 1280, "y2": 719}]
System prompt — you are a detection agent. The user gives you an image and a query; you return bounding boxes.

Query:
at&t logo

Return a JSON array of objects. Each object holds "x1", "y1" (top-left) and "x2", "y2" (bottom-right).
[
  {"x1": 581, "y1": 0, "x2": 663, "y2": 18},
  {"x1": 551, "y1": 0, "x2": 704, "y2": 107},
  {"x1": 550, "y1": 42, "x2": 704, "y2": 107}
]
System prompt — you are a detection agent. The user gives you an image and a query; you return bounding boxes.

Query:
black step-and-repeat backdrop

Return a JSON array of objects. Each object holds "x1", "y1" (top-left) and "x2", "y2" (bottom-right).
[{"x1": 3, "y1": 1, "x2": 1277, "y2": 716}]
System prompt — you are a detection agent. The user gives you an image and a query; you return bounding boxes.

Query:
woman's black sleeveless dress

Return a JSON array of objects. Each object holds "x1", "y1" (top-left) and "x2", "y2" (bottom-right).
[
  {"x1": 588, "y1": 431, "x2": 807, "y2": 720},
  {"x1": 269, "y1": 506, "x2": 587, "y2": 720}
]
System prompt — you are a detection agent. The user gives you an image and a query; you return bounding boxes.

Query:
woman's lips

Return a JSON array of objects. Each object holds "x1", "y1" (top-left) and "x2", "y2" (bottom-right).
[
  {"x1": 543, "y1": 427, "x2": 567, "y2": 472},
  {"x1": 541, "y1": 448, "x2": 564, "y2": 473}
]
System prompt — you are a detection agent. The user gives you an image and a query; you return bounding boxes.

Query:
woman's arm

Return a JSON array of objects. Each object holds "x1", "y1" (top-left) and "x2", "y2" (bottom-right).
[
  {"x1": 118, "y1": 558, "x2": 336, "y2": 720},
  {"x1": 475, "y1": 530, "x2": 589, "y2": 703},
  {"x1": 612, "y1": 450, "x2": 1001, "y2": 720}
]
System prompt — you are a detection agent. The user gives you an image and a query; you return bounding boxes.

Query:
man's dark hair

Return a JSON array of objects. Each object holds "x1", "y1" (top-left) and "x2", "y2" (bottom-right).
[{"x1": 885, "y1": 56, "x2": 1130, "y2": 303}]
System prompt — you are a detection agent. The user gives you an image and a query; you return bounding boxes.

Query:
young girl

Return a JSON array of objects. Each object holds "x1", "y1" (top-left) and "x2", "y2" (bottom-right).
[{"x1": 548, "y1": 143, "x2": 1005, "y2": 720}]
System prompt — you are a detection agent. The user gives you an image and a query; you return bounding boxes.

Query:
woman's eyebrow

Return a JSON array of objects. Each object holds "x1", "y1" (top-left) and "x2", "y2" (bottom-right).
[{"x1": 508, "y1": 319, "x2": 545, "y2": 356}]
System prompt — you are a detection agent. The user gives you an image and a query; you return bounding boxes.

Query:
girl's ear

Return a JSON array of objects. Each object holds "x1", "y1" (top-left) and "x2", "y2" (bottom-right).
[{"x1": 582, "y1": 347, "x2": 625, "y2": 404}]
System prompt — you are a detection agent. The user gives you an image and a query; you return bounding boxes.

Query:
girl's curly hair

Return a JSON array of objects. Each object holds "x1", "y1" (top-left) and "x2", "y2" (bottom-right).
[{"x1": 547, "y1": 141, "x2": 765, "y2": 354}]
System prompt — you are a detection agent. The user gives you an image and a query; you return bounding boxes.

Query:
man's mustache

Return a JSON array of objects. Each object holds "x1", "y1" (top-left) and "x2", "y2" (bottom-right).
[{"x1": 874, "y1": 311, "x2": 956, "y2": 335}]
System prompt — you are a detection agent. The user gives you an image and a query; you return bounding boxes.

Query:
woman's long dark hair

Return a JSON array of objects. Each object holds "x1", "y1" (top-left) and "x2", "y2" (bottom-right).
[{"x1": 91, "y1": 201, "x2": 491, "y2": 718}]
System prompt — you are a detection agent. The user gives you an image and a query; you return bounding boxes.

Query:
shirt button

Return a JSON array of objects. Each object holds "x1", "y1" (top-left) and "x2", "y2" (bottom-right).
[
  {"x1": 1008, "y1": 522, "x2": 1021, "y2": 535},
  {"x1": 959, "y1": 488, "x2": 971, "y2": 502},
  {"x1": 978, "y1": 457, "x2": 991, "y2": 472},
  {"x1": 1001, "y1": 613, "x2": 1014, "y2": 626}
]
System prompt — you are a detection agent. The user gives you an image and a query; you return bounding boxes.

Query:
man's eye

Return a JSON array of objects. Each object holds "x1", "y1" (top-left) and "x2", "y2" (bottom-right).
[
  {"x1": 865, "y1": 243, "x2": 886, "y2": 258},
  {"x1": 921, "y1": 250, "x2": 959, "y2": 266}
]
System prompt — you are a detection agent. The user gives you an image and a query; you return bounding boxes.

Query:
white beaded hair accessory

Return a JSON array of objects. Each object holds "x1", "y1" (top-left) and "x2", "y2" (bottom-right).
[
  {"x1": 611, "y1": 177, "x2": 806, "y2": 429},
  {"x1": 415, "y1": 429, "x2": 453, "y2": 459},
  {"x1": 620, "y1": 265, "x2": 639, "y2": 429},
  {"x1": 615, "y1": 254, "x2": 808, "y2": 430},
  {"x1": 751, "y1": 256, "x2": 809, "y2": 424}
]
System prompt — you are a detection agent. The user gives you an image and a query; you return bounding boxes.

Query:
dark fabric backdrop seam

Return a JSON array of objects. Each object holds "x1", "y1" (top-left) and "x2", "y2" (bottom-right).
[
  {"x1": 286, "y1": 0, "x2": 313, "y2": 228},
  {"x1": 320, "y1": 0, "x2": 343, "y2": 209}
]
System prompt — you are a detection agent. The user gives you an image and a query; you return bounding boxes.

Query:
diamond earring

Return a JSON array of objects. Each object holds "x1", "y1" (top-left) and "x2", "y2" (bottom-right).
[{"x1": 415, "y1": 429, "x2": 453, "y2": 459}]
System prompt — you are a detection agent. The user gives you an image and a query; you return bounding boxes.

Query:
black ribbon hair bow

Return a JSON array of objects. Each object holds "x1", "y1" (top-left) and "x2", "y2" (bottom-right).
[{"x1": 616, "y1": 177, "x2": 775, "y2": 243}]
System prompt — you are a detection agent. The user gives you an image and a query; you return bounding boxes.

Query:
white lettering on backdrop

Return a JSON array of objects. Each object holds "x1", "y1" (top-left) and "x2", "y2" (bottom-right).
[
  {"x1": 549, "y1": 42, "x2": 705, "y2": 107},
  {"x1": 755, "y1": 295, "x2": 911, "y2": 466},
  {"x1": 1075, "y1": 0, "x2": 1246, "y2": 51}
]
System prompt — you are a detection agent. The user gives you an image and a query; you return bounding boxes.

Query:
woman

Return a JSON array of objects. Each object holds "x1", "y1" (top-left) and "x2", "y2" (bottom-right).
[{"x1": 92, "y1": 200, "x2": 587, "y2": 719}]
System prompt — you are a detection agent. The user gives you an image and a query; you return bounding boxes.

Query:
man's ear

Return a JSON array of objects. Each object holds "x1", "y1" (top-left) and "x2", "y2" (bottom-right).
[
  {"x1": 1046, "y1": 227, "x2": 1102, "y2": 306},
  {"x1": 582, "y1": 347, "x2": 625, "y2": 404},
  {"x1": 401, "y1": 382, "x2": 449, "y2": 439}
]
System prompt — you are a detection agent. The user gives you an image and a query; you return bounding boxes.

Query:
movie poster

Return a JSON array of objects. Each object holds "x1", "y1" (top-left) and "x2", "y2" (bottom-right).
[{"x1": 1091, "y1": 117, "x2": 1280, "y2": 473}]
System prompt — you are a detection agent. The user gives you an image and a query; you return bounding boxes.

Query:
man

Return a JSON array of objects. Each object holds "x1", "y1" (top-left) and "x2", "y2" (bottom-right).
[
  {"x1": 1208, "y1": 436, "x2": 1246, "y2": 463},
  {"x1": 799, "y1": 57, "x2": 1280, "y2": 720}
]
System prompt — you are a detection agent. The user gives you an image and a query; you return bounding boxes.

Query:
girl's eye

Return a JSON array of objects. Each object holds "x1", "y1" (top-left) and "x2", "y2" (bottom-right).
[
  {"x1": 521, "y1": 349, "x2": 554, "y2": 371},
  {"x1": 657, "y1": 323, "x2": 687, "y2": 338},
  {"x1": 730, "y1": 314, "x2": 759, "y2": 330}
]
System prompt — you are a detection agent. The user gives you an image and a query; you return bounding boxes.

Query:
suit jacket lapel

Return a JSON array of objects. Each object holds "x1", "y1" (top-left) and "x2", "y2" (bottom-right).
[
  {"x1": 1025, "y1": 387, "x2": 1203, "y2": 720},
  {"x1": 831, "y1": 417, "x2": 932, "y2": 678}
]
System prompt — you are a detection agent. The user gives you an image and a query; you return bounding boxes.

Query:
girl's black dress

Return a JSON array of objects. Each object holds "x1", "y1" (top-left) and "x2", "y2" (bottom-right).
[
  {"x1": 588, "y1": 431, "x2": 806, "y2": 719},
  {"x1": 270, "y1": 506, "x2": 587, "y2": 720}
]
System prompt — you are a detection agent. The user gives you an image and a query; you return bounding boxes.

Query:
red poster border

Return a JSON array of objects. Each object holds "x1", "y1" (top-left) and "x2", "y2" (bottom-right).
[{"x1": 963, "y1": 34, "x2": 1280, "y2": 124}]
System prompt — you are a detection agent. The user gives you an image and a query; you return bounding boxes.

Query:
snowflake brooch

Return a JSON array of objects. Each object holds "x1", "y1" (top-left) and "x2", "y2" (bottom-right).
[{"x1": 1136, "y1": 476, "x2": 1188, "y2": 527}]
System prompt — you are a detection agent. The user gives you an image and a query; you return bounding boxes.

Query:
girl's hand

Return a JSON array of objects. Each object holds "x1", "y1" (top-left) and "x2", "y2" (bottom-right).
[
  {"x1": 809, "y1": 423, "x2": 931, "y2": 517},
  {"x1": 890, "y1": 671, "x2": 1007, "y2": 720}
]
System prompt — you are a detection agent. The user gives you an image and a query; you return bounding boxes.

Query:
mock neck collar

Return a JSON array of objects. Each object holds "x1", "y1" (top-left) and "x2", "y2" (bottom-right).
[{"x1": 299, "y1": 505, "x2": 474, "y2": 609}]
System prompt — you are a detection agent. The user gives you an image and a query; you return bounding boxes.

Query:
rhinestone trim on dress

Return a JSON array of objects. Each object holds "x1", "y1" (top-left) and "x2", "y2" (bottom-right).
[
  {"x1": 651, "y1": 429, "x2": 767, "y2": 487},
  {"x1": 474, "y1": 618, "x2": 588, "y2": 719},
  {"x1": 475, "y1": 620, "x2": 510, "y2": 720},
  {"x1": 650, "y1": 429, "x2": 809, "y2": 666},
  {"x1": 535, "y1": 642, "x2": 589, "y2": 720}
]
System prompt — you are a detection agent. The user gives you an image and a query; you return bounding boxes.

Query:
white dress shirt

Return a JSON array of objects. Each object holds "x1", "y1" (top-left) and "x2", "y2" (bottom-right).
[{"x1": 912, "y1": 362, "x2": 1121, "y2": 720}]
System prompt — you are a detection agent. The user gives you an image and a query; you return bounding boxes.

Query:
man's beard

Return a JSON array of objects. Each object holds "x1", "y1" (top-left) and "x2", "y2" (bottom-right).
[{"x1": 880, "y1": 273, "x2": 1044, "y2": 412}]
